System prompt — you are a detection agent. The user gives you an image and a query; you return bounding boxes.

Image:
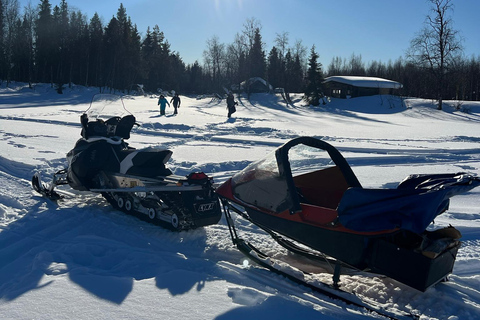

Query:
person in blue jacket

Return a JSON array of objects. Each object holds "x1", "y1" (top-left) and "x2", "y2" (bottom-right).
[{"x1": 158, "y1": 95, "x2": 170, "y2": 115}]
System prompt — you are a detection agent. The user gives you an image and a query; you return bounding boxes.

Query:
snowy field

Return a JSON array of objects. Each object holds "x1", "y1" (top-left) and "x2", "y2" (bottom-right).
[{"x1": 1, "y1": 82, "x2": 480, "y2": 320}]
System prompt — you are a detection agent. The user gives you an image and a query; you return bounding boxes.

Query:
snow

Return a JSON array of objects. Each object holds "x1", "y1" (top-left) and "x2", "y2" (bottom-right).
[
  {"x1": 324, "y1": 76, "x2": 404, "y2": 89},
  {"x1": 1, "y1": 82, "x2": 480, "y2": 319}
]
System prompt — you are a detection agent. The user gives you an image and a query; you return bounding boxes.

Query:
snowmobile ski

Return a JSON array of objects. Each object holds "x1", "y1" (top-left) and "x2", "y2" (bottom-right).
[{"x1": 32, "y1": 171, "x2": 68, "y2": 200}]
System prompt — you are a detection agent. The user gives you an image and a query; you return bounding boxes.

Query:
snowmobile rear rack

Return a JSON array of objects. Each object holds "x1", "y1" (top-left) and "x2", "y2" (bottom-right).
[{"x1": 89, "y1": 173, "x2": 205, "y2": 193}]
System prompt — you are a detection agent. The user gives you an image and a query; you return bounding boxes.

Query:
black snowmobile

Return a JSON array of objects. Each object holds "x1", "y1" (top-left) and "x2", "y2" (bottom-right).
[
  {"x1": 217, "y1": 137, "x2": 480, "y2": 292},
  {"x1": 32, "y1": 94, "x2": 221, "y2": 231}
]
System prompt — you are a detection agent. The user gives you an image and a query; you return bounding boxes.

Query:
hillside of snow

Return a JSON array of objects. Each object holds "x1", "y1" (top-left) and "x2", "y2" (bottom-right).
[{"x1": 1, "y1": 82, "x2": 480, "y2": 320}]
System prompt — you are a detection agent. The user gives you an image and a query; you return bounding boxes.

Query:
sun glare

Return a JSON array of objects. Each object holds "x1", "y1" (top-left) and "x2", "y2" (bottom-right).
[{"x1": 214, "y1": 0, "x2": 244, "y2": 17}]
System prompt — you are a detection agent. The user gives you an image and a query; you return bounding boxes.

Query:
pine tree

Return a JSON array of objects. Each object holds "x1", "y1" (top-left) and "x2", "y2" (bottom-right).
[
  {"x1": 141, "y1": 24, "x2": 169, "y2": 92},
  {"x1": 284, "y1": 50, "x2": 293, "y2": 92},
  {"x1": 267, "y1": 46, "x2": 282, "y2": 89},
  {"x1": 168, "y1": 52, "x2": 186, "y2": 93},
  {"x1": 0, "y1": 0, "x2": 5, "y2": 81},
  {"x1": 248, "y1": 28, "x2": 265, "y2": 79},
  {"x1": 185, "y1": 61, "x2": 203, "y2": 94},
  {"x1": 68, "y1": 10, "x2": 88, "y2": 86},
  {"x1": 11, "y1": 14, "x2": 34, "y2": 82},
  {"x1": 124, "y1": 20, "x2": 142, "y2": 92},
  {"x1": 286, "y1": 51, "x2": 304, "y2": 92},
  {"x1": 103, "y1": 3, "x2": 139, "y2": 91},
  {"x1": 304, "y1": 45, "x2": 324, "y2": 106},
  {"x1": 115, "y1": 4, "x2": 129, "y2": 90},
  {"x1": 35, "y1": 0, "x2": 54, "y2": 84},
  {"x1": 103, "y1": 16, "x2": 121, "y2": 90},
  {"x1": 87, "y1": 12, "x2": 103, "y2": 87},
  {"x1": 50, "y1": 0, "x2": 69, "y2": 91},
  {"x1": 3, "y1": 0, "x2": 22, "y2": 84}
]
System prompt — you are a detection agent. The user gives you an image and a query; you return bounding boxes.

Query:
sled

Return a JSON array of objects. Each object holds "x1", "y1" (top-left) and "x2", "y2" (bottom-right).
[{"x1": 216, "y1": 136, "x2": 480, "y2": 291}]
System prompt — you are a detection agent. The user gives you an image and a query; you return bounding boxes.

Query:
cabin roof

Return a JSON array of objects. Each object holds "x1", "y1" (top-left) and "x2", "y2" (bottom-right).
[{"x1": 324, "y1": 76, "x2": 403, "y2": 89}]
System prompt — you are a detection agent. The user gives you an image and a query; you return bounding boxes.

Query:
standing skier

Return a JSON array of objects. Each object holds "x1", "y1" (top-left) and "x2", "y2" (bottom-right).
[
  {"x1": 170, "y1": 93, "x2": 181, "y2": 115},
  {"x1": 226, "y1": 92, "x2": 237, "y2": 118},
  {"x1": 158, "y1": 95, "x2": 170, "y2": 115}
]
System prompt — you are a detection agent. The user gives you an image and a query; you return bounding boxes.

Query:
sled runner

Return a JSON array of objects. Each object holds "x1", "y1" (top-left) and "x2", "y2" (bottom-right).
[
  {"x1": 216, "y1": 136, "x2": 480, "y2": 292},
  {"x1": 32, "y1": 94, "x2": 221, "y2": 231}
]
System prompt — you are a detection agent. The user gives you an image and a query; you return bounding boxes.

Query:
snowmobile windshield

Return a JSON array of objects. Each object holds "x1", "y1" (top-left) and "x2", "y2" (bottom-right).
[
  {"x1": 286, "y1": 144, "x2": 336, "y2": 176},
  {"x1": 231, "y1": 149, "x2": 291, "y2": 213},
  {"x1": 231, "y1": 143, "x2": 339, "y2": 213},
  {"x1": 80, "y1": 94, "x2": 137, "y2": 140},
  {"x1": 85, "y1": 94, "x2": 132, "y2": 121},
  {"x1": 230, "y1": 137, "x2": 361, "y2": 214}
]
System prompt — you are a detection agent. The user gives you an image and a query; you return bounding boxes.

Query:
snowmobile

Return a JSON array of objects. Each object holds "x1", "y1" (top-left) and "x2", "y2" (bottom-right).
[
  {"x1": 216, "y1": 136, "x2": 480, "y2": 292},
  {"x1": 32, "y1": 94, "x2": 221, "y2": 231}
]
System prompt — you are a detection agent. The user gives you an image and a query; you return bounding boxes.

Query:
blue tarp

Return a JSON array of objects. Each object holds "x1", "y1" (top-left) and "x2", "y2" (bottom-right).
[{"x1": 337, "y1": 173, "x2": 480, "y2": 233}]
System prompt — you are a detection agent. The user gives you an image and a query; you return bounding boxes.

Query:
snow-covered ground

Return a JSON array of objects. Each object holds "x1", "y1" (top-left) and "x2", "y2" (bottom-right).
[{"x1": 1, "y1": 82, "x2": 480, "y2": 320}]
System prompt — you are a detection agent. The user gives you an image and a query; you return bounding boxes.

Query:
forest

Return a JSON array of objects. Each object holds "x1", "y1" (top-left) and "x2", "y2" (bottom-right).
[{"x1": 1, "y1": 0, "x2": 479, "y2": 104}]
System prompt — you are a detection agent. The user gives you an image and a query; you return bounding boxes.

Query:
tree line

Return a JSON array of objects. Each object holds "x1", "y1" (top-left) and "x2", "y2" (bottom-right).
[{"x1": 1, "y1": 0, "x2": 479, "y2": 104}]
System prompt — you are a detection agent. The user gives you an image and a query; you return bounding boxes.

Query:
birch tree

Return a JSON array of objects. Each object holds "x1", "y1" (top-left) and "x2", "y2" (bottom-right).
[{"x1": 408, "y1": 0, "x2": 463, "y2": 110}]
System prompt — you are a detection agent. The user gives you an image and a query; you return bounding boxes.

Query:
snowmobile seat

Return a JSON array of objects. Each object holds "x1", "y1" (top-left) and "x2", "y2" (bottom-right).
[
  {"x1": 119, "y1": 148, "x2": 173, "y2": 177},
  {"x1": 299, "y1": 203, "x2": 339, "y2": 225},
  {"x1": 293, "y1": 166, "x2": 350, "y2": 210}
]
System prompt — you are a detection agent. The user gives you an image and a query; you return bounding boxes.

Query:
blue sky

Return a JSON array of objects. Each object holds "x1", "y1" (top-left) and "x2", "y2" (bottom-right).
[{"x1": 19, "y1": 0, "x2": 480, "y2": 68}]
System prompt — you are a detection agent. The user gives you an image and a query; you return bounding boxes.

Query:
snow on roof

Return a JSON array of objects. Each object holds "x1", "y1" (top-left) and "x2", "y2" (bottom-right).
[
  {"x1": 324, "y1": 76, "x2": 403, "y2": 89},
  {"x1": 240, "y1": 77, "x2": 273, "y2": 90}
]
